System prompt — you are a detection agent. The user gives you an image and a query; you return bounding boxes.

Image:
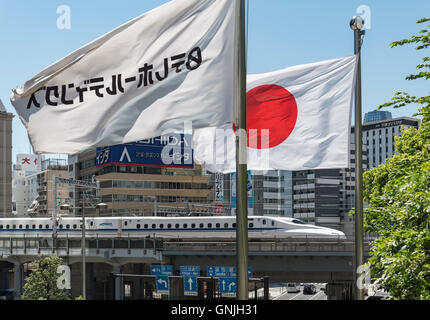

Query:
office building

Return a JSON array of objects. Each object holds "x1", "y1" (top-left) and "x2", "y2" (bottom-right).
[
  {"x1": 0, "y1": 99, "x2": 14, "y2": 217},
  {"x1": 363, "y1": 110, "x2": 392, "y2": 124}
]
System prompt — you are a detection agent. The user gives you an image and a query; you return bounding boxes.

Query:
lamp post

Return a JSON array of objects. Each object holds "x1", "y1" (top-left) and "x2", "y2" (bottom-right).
[
  {"x1": 350, "y1": 16, "x2": 366, "y2": 301},
  {"x1": 60, "y1": 202, "x2": 108, "y2": 300}
]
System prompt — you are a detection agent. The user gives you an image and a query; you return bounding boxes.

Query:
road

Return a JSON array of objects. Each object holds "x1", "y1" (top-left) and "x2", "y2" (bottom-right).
[{"x1": 273, "y1": 284, "x2": 327, "y2": 301}]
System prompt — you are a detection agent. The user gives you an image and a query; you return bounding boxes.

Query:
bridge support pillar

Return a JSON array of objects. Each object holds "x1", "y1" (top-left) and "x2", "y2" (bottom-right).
[
  {"x1": 326, "y1": 282, "x2": 354, "y2": 300},
  {"x1": 112, "y1": 264, "x2": 122, "y2": 300},
  {"x1": 13, "y1": 263, "x2": 24, "y2": 299}
]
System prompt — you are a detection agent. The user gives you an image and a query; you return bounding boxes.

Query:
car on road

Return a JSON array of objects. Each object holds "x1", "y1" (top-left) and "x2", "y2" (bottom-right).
[
  {"x1": 303, "y1": 284, "x2": 317, "y2": 295},
  {"x1": 0, "y1": 289, "x2": 15, "y2": 300},
  {"x1": 287, "y1": 283, "x2": 300, "y2": 293}
]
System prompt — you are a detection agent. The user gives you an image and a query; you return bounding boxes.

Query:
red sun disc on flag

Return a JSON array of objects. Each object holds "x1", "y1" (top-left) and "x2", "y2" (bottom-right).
[{"x1": 246, "y1": 84, "x2": 298, "y2": 149}]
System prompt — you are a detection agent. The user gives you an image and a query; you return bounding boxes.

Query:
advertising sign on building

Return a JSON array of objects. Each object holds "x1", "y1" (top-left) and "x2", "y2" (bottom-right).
[
  {"x1": 96, "y1": 134, "x2": 193, "y2": 168},
  {"x1": 230, "y1": 171, "x2": 253, "y2": 215},
  {"x1": 16, "y1": 154, "x2": 42, "y2": 173},
  {"x1": 215, "y1": 172, "x2": 224, "y2": 202}
]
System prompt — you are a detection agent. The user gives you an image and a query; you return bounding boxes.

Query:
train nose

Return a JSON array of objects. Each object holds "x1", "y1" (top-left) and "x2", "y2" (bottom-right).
[{"x1": 331, "y1": 230, "x2": 346, "y2": 240}]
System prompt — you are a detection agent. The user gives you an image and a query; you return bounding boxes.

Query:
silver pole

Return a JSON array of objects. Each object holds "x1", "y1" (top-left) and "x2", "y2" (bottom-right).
[
  {"x1": 234, "y1": 0, "x2": 249, "y2": 300},
  {"x1": 82, "y1": 202, "x2": 86, "y2": 300},
  {"x1": 350, "y1": 17, "x2": 365, "y2": 301}
]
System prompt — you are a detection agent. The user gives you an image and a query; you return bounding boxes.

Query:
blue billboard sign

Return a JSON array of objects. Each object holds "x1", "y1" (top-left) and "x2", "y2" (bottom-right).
[
  {"x1": 180, "y1": 266, "x2": 200, "y2": 277},
  {"x1": 96, "y1": 134, "x2": 193, "y2": 168},
  {"x1": 207, "y1": 266, "x2": 253, "y2": 278}
]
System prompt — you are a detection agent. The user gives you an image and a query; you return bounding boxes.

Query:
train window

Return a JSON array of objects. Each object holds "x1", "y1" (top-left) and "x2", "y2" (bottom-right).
[
  {"x1": 224, "y1": 223, "x2": 229, "y2": 228},
  {"x1": 12, "y1": 225, "x2": 16, "y2": 229},
  {"x1": 66, "y1": 225, "x2": 70, "y2": 229},
  {"x1": 262, "y1": 220, "x2": 266, "y2": 225},
  {"x1": 207, "y1": 223, "x2": 212, "y2": 228},
  {"x1": 152, "y1": 224, "x2": 156, "y2": 229},
  {"x1": 144, "y1": 224, "x2": 148, "y2": 229},
  {"x1": 136, "y1": 224, "x2": 141, "y2": 229},
  {"x1": 25, "y1": 225, "x2": 29, "y2": 229},
  {"x1": 191, "y1": 224, "x2": 196, "y2": 229},
  {"x1": 59, "y1": 224, "x2": 63, "y2": 229},
  {"x1": 6, "y1": 225, "x2": 9, "y2": 229},
  {"x1": 183, "y1": 224, "x2": 188, "y2": 228},
  {"x1": 292, "y1": 219, "x2": 307, "y2": 225},
  {"x1": 248, "y1": 223, "x2": 254, "y2": 228},
  {"x1": 73, "y1": 224, "x2": 77, "y2": 229},
  {"x1": 39, "y1": 224, "x2": 42, "y2": 229},
  {"x1": 216, "y1": 223, "x2": 220, "y2": 228},
  {"x1": 233, "y1": 223, "x2": 236, "y2": 228},
  {"x1": 199, "y1": 223, "x2": 204, "y2": 228},
  {"x1": 159, "y1": 224, "x2": 164, "y2": 229},
  {"x1": 271, "y1": 221, "x2": 275, "y2": 226},
  {"x1": 175, "y1": 224, "x2": 180, "y2": 228},
  {"x1": 32, "y1": 225, "x2": 36, "y2": 229},
  {"x1": 90, "y1": 221, "x2": 94, "y2": 226},
  {"x1": 124, "y1": 221, "x2": 128, "y2": 226},
  {"x1": 167, "y1": 224, "x2": 172, "y2": 229},
  {"x1": 46, "y1": 224, "x2": 49, "y2": 229},
  {"x1": 0, "y1": 225, "x2": 3, "y2": 229}
]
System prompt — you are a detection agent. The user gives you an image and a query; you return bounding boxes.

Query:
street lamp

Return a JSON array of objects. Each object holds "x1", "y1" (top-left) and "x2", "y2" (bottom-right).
[{"x1": 60, "y1": 202, "x2": 108, "y2": 300}]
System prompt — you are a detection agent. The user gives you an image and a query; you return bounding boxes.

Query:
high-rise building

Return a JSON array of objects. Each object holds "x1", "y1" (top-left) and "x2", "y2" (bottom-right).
[
  {"x1": 362, "y1": 117, "x2": 420, "y2": 169},
  {"x1": 0, "y1": 99, "x2": 14, "y2": 217},
  {"x1": 363, "y1": 110, "x2": 392, "y2": 124}
]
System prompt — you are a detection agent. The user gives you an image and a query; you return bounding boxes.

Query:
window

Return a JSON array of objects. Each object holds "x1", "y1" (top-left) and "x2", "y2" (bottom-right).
[
  {"x1": 39, "y1": 224, "x2": 42, "y2": 229},
  {"x1": 216, "y1": 223, "x2": 220, "y2": 228},
  {"x1": 144, "y1": 224, "x2": 148, "y2": 229},
  {"x1": 183, "y1": 224, "x2": 188, "y2": 228},
  {"x1": 224, "y1": 223, "x2": 229, "y2": 228},
  {"x1": 66, "y1": 225, "x2": 70, "y2": 229},
  {"x1": 159, "y1": 224, "x2": 164, "y2": 229},
  {"x1": 152, "y1": 224, "x2": 156, "y2": 229},
  {"x1": 262, "y1": 220, "x2": 266, "y2": 225},
  {"x1": 12, "y1": 225, "x2": 16, "y2": 229},
  {"x1": 232, "y1": 223, "x2": 236, "y2": 228},
  {"x1": 59, "y1": 225, "x2": 63, "y2": 229},
  {"x1": 190, "y1": 224, "x2": 195, "y2": 229},
  {"x1": 167, "y1": 224, "x2": 172, "y2": 229},
  {"x1": 25, "y1": 225, "x2": 29, "y2": 229},
  {"x1": 46, "y1": 224, "x2": 49, "y2": 229},
  {"x1": 32, "y1": 225, "x2": 36, "y2": 229},
  {"x1": 137, "y1": 224, "x2": 141, "y2": 229},
  {"x1": 124, "y1": 221, "x2": 128, "y2": 226},
  {"x1": 199, "y1": 223, "x2": 204, "y2": 228},
  {"x1": 175, "y1": 224, "x2": 180, "y2": 228},
  {"x1": 248, "y1": 223, "x2": 254, "y2": 228},
  {"x1": 73, "y1": 224, "x2": 77, "y2": 229},
  {"x1": 0, "y1": 225, "x2": 2, "y2": 229},
  {"x1": 292, "y1": 219, "x2": 307, "y2": 225},
  {"x1": 208, "y1": 223, "x2": 212, "y2": 228},
  {"x1": 19, "y1": 225, "x2": 23, "y2": 229}
]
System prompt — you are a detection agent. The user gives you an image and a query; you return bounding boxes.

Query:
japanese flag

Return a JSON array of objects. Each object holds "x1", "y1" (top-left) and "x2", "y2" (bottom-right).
[
  {"x1": 10, "y1": 0, "x2": 235, "y2": 154},
  {"x1": 193, "y1": 55, "x2": 358, "y2": 173}
]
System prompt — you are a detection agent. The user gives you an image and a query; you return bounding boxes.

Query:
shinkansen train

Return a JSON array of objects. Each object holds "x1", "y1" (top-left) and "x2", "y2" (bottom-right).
[{"x1": 0, "y1": 216, "x2": 346, "y2": 240}]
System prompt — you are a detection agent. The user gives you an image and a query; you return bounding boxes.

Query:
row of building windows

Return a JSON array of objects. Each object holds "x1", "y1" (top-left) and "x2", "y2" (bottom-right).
[{"x1": 101, "y1": 180, "x2": 207, "y2": 190}]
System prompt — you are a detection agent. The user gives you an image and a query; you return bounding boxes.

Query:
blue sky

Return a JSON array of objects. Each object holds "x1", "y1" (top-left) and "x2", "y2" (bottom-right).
[{"x1": 0, "y1": 0, "x2": 429, "y2": 161}]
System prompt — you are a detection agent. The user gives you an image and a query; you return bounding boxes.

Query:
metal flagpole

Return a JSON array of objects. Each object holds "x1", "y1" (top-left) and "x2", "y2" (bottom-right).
[
  {"x1": 234, "y1": 0, "x2": 249, "y2": 300},
  {"x1": 350, "y1": 16, "x2": 365, "y2": 301}
]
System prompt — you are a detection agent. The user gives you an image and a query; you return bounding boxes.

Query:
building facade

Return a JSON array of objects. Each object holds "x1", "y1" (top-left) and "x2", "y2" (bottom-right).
[
  {"x1": 362, "y1": 117, "x2": 420, "y2": 169},
  {"x1": 0, "y1": 100, "x2": 14, "y2": 217},
  {"x1": 68, "y1": 149, "x2": 213, "y2": 217}
]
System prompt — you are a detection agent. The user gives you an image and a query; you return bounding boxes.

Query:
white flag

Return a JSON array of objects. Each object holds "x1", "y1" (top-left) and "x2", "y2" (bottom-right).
[
  {"x1": 11, "y1": 0, "x2": 235, "y2": 154},
  {"x1": 193, "y1": 55, "x2": 358, "y2": 173}
]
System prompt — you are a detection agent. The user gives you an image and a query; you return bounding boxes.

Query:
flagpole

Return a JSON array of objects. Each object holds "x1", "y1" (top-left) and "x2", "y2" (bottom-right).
[
  {"x1": 234, "y1": 0, "x2": 249, "y2": 300},
  {"x1": 350, "y1": 16, "x2": 365, "y2": 301}
]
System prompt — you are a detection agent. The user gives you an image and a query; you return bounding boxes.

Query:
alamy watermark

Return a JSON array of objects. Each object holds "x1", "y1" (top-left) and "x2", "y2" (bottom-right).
[{"x1": 57, "y1": 5, "x2": 71, "y2": 30}]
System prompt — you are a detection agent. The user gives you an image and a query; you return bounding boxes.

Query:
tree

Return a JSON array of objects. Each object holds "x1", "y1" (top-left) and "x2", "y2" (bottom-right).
[
  {"x1": 363, "y1": 18, "x2": 430, "y2": 300},
  {"x1": 21, "y1": 255, "x2": 71, "y2": 300}
]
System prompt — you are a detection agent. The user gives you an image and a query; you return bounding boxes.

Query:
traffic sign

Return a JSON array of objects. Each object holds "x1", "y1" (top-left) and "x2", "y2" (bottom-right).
[
  {"x1": 150, "y1": 265, "x2": 173, "y2": 276},
  {"x1": 207, "y1": 266, "x2": 253, "y2": 278},
  {"x1": 180, "y1": 266, "x2": 200, "y2": 277},
  {"x1": 219, "y1": 277, "x2": 236, "y2": 297},
  {"x1": 156, "y1": 275, "x2": 169, "y2": 293},
  {"x1": 183, "y1": 276, "x2": 198, "y2": 296}
]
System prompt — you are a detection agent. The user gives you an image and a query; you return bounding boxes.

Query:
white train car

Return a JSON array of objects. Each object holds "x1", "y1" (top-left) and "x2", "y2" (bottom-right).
[{"x1": 0, "y1": 216, "x2": 346, "y2": 240}]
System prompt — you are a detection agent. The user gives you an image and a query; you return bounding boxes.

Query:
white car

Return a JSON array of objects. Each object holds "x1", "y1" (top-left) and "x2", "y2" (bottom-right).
[{"x1": 287, "y1": 283, "x2": 300, "y2": 293}]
